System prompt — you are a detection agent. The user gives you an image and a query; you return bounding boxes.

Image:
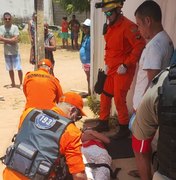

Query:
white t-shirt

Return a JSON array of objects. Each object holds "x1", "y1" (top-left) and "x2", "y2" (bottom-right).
[
  {"x1": 133, "y1": 31, "x2": 173, "y2": 110},
  {"x1": 0, "y1": 24, "x2": 19, "y2": 55}
]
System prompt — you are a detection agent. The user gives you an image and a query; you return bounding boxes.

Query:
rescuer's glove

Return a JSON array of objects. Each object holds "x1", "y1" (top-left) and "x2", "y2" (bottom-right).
[{"x1": 117, "y1": 64, "x2": 127, "y2": 74}]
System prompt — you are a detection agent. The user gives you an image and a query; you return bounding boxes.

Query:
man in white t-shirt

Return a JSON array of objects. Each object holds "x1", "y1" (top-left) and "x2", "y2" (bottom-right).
[
  {"x1": 0, "y1": 12, "x2": 23, "y2": 88},
  {"x1": 131, "y1": 1, "x2": 174, "y2": 179},
  {"x1": 133, "y1": 1, "x2": 174, "y2": 111}
]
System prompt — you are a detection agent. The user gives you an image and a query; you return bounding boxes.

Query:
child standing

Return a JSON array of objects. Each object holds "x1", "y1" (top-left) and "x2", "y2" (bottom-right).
[{"x1": 61, "y1": 17, "x2": 69, "y2": 49}]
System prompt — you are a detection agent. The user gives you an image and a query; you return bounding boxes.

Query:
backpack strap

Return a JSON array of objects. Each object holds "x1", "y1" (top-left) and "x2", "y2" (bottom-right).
[
  {"x1": 168, "y1": 65, "x2": 176, "y2": 80},
  {"x1": 152, "y1": 67, "x2": 169, "y2": 85},
  {"x1": 0, "y1": 155, "x2": 6, "y2": 164}
]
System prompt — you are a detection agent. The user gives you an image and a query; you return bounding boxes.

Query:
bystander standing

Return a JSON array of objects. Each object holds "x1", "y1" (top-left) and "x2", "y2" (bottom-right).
[
  {"x1": 133, "y1": 0, "x2": 174, "y2": 111},
  {"x1": 61, "y1": 17, "x2": 69, "y2": 49},
  {"x1": 80, "y1": 19, "x2": 91, "y2": 96},
  {"x1": 69, "y1": 15, "x2": 80, "y2": 50},
  {"x1": 0, "y1": 12, "x2": 23, "y2": 88}
]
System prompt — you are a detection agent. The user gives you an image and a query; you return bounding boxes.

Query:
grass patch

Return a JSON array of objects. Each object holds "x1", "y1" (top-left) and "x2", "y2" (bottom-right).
[
  {"x1": 19, "y1": 29, "x2": 83, "y2": 47},
  {"x1": 87, "y1": 95, "x2": 100, "y2": 117},
  {"x1": 87, "y1": 95, "x2": 118, "y2": 128}
]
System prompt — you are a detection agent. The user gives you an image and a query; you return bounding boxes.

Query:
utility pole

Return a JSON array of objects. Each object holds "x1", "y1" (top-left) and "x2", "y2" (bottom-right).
[{"x1": 34, "y1": 0, "x2": 44, "y2": 70}]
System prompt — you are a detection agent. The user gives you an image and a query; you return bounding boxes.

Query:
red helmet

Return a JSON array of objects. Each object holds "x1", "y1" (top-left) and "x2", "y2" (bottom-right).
[{"x1": 59, "y1": 92, "x2": 86, "y2": 116}]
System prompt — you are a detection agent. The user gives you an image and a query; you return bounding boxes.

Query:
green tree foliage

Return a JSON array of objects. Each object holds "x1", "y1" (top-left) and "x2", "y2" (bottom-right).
[{"x1": 53, "y1": 0, "x2": 90, "y2": 14}]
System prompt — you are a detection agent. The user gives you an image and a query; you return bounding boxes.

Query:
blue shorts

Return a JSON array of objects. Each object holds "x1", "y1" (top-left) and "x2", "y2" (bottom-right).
[
  {"x1": 5, "y1": 54, "x2": 22, "y2": 71},
  {"x1": 71, "y1": 32, "x2": 78, "y2": 40},
  {"x1": 71, "y1": 31, "x2": 74, "y2": 40}
]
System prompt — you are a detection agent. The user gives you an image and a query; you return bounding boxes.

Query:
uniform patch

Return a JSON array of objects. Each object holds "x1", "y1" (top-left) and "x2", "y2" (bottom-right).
[
  {"x1": 130, "y1": 27, "x2": 141, "y2": 39},
  {"x1": 35, "y1": 113, "x2": 56, "y2": 130},
  {"x1": 130, "y1": 27, "x2": 138, "y2": 33}
]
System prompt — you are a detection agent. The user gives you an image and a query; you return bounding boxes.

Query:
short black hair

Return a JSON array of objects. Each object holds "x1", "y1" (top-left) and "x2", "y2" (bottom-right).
[
  {"x1": 135, "y1": 1, "x2": 162, "y2": 22},
  {"x1": 3, "y1": 12, "x2": 11, "y2": 18}
]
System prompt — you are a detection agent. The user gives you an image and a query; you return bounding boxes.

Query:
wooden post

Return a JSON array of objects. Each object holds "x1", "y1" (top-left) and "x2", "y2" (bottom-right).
[{"x1": 34, "y1": 0, "x2": 45, "y2": 70}]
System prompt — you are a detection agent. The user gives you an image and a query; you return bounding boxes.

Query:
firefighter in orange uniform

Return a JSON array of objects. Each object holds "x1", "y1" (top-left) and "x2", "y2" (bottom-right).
[
  {"x1": 94, "y1": 0, "x2": 145, "y2": 139},
  {"x1": 3, "y1": 92, "x2": 87, "y2": 180},
  {"x1": 23, "y1": 59, "x2": 63, "y2": 110}
]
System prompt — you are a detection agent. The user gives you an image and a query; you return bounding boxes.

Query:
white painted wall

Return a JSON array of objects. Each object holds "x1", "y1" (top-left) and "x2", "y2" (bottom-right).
[
  {"x1": 155, "y1": 0, "x2": 176, "y2": 47},
  {"x1": 90, "y1": 0, "x2": 106, "y2": 94}
]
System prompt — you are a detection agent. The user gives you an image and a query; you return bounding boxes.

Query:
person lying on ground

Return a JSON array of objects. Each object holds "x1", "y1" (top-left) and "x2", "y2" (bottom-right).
[{"x1": 81, "y1": 128, "x2": 112, "y2": 180}]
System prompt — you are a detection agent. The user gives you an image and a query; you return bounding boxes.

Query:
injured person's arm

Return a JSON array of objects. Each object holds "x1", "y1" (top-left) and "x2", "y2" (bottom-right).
[
  {"x1": 81, "y1": 129, "x2": 112, "y2": 180},
  {"x1": 81, "y1": 129, "x2": 110, "y2": 144}
]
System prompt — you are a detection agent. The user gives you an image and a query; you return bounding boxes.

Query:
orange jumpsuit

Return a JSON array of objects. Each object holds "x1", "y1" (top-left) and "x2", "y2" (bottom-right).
[
  {"x1": 23, "y1": 68, "x2": 63, "y2": 109},
  {"x1": 3, "y1": 107, "x2": 85, "y2": 180},
  {"x1": 100, "y1": 15, "x2": 145, "y2": 125}
]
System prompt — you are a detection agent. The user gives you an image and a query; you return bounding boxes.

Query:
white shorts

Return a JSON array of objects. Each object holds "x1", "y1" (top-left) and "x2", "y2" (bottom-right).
[
  {"x1": 82, "y1": 145, "x2": 112, "y2": 180},
  {"x1": 5, "y1": 54, "x2": 22, "y2": 71}
]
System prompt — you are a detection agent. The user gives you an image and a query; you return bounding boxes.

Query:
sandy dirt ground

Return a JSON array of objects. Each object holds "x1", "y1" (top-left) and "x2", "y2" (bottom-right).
[{"x1": 0, "y1": 43, "x2": 139, "y2": 180}]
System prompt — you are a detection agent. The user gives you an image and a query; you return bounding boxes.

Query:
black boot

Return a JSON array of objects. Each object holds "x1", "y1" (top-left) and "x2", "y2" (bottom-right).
[
  {"x1": 111, "y1": 125, "x2": 131, "y2": 140},
  {"x1": 93, "y1": 120, "x2": 109, "y2": 132}
]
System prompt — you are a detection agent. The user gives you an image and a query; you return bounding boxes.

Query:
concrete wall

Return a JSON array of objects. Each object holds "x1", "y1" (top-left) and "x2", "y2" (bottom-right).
[
  {"x1": 52, "y1": 2, "x2": 90, "y2": 26},
  {"x1": 0, "y1": 0, "x2": 90, "y2": 26},
  {"x1": 0, "y1": 0, "x2": 54, "y2": 25}
]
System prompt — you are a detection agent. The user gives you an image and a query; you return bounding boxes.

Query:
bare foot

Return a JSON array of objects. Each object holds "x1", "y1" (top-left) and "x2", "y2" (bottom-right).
[
  {"x1": 11, "y1": 83, "x2": 16, "y2": 88},
  {"x1": 3, "y1": 84, "x2": 16, "y2": 88}
]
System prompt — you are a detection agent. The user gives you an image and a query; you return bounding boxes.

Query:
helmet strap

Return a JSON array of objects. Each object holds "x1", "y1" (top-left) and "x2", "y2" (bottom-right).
[{"x1": 103, "y1": 19, "x2": 108, "y2": 35}]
